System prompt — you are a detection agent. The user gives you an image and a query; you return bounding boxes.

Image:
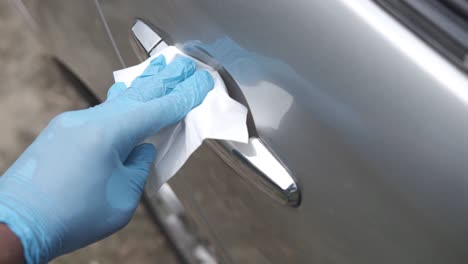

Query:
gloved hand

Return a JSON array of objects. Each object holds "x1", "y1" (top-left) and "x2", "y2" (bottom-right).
[{"x1": 0, "y1": 55, "x2": 214, "y2": 263}]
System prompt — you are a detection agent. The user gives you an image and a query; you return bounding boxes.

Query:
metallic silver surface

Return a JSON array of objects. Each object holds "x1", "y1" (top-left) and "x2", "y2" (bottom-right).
[
  {"x1": 26, "y1": 0, "x2": 468, "y2": 262},
  {"x1": 131, "y1": 19, "x2": 162, "y2": 55},
  {"x1": 208, "y1": 138, "x2": 301, "y2": 206},
  {"x1": 145, "y1": 184, "x2": 218, "y2": 264},
  {"x1": 97, "y1": 0, "x2": 468, "y2": 262},
  {"x1": 19, "y1": 0, "x2": 122, "y2": 99},
  {"x1": 150, "y1": 41, "x2": 169, "y2": 57}
]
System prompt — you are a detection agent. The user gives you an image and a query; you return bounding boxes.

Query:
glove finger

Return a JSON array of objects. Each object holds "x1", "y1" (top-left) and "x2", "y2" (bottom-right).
[
  {"x1": 105, "y1": 144, "x2": 155, "y2": 220},
  {"x1": 106, "y1": 56, "x2": 165, "y2": 102},
  {"x1": 128, "y1": 70, "x2": 214, "y2": 143},
  {"x1": 125, "y1": 56, "x2": 196, "y2": 102},
  {"x1": 123, "y1": 56, "x2": 167, "y2": 102},
  {"x1": 123, "y1": 143, "x2": 157, "y2": 194},
  {"x1": 138, "y1": 55, "x2": 166, "y2": 77},
  {"x1": 106, "y1": 82, "x2": 127, "y2": 101}
]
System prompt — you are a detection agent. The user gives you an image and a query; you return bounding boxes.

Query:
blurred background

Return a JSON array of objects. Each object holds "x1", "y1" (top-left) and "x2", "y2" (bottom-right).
[{"x1": 0, "y1": 2, "x2": 178, "y2": 263}]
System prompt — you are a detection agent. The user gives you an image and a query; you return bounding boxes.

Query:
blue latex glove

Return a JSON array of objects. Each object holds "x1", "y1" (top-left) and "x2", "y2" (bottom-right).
[{"x1": 0, "y1": 55, "x2": 214, "y2": 263}]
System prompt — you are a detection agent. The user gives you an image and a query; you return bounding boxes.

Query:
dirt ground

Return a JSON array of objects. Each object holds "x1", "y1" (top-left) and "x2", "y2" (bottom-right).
[{"x1": 0, "y1": 2, "x2": 178, "y2": 263}]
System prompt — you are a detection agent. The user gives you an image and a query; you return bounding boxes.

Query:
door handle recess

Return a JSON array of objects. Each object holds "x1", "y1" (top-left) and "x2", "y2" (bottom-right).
[{"x1": 131, "y1": 19, "x2": 301, "y2": 206}]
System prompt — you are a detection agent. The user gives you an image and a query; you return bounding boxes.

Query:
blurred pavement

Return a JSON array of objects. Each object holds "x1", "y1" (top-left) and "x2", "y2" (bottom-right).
[{"x1": 0, "y1": 2, "x2": 178, "y2": 263}]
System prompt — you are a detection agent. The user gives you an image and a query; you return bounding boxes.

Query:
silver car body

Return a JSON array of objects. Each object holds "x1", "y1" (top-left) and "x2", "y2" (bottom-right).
[{"x1": 18, "y1": 0, "x2": 468, "y2": 263}]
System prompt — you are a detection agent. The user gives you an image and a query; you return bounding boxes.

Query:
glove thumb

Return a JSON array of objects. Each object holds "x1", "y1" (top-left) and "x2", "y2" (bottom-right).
[{"x1": 124, "y1": 143, "x2": 157, "y2": 194}]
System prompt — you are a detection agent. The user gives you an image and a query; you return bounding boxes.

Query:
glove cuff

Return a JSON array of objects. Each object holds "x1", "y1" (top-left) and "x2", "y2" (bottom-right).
[{"x1": 0, "y1": 193, "x2": 53, "y2": 264}]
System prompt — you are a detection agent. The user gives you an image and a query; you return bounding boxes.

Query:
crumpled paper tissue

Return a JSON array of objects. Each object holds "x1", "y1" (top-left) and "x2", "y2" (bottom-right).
[{"x1": 113, "y1": 46, "x2": 249, "y2": 192}]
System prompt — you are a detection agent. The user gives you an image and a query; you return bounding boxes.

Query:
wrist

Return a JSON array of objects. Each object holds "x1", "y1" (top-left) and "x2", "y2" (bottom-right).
[
  {"x1": 0, "y1": 223, "x2": 25, "y2": 264},
  {"x1": 0, "y1": 192, "x2": 53, "y2": 264}
]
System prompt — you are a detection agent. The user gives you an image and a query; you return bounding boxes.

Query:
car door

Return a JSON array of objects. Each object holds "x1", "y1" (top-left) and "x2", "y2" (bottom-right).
[
  {"x1": 98, "y1": 0, "x2": 468, "y2": 263},
  {"x1": 18, "y1": 0, "x2": 123, "y2": 99}
]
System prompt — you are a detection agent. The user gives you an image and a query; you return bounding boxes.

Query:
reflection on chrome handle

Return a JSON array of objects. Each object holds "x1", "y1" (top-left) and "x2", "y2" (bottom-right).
[{"x1": 207, "y1": 138, "x2": 301, "y2": 207}]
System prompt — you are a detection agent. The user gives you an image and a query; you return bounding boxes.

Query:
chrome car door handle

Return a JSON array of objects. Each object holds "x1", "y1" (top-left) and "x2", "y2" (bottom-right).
[
  {"x1": 131, "y1": 19, "x2": 301, "y2": 207},
  {"x1": 206, "y1": 138, "x2": 301, "y2": 206}
]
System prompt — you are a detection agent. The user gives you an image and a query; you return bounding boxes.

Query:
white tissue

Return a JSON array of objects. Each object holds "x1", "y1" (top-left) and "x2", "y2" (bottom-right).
[{"x1": 113, "y1": 46, "x2": 249, "y2": 191}]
